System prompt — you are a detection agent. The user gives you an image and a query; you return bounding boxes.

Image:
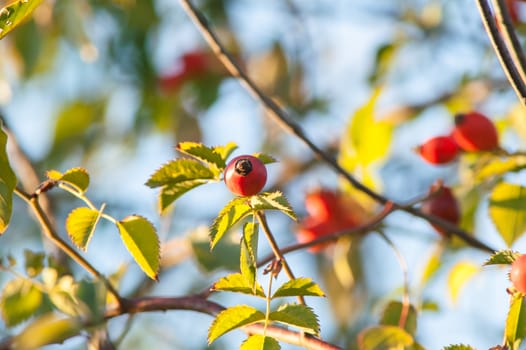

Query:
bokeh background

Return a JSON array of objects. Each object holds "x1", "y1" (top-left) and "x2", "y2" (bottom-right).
[{"x1": 2, "y1": 0, "x2": 526, "y2": 349}]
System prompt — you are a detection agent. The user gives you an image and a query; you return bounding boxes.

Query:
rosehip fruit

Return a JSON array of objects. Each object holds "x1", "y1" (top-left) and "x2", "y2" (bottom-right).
[
  {"x1": 296, "y1": 217, "x2": 340, "y2": 253},
  {"x1": 224, "y1": 155, "x2": 267, "y2": 196},
  {"x1": 451, "y1": 112, "x2": 499, "y2": 152},
  {"x1": 304, "y1": 189, "x2": 341, "y2": 221},
  {"x1": 417, "y1": 136, "x2": 459, "y2": 165},
  {"x1": 510, "y1": 254, "x2": 526, "y2": 294},
  {"x1": 421, "y1": 180, "x2": 460, "y2": 236}
]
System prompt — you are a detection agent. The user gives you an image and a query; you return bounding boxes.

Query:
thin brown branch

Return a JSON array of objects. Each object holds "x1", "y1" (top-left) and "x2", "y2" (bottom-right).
[
  {"x1": 179, "y1": 0, "x2": 497, "y2": 255},
  {"x1": 13, "y1": 187, "x2": 123, "y2": 307},
  {"x1": 107, "y1": 296, "x2": 343, "y2": 350},
  {"x1": 475, "y1": 0, "x2": 526, "y2": 105}
]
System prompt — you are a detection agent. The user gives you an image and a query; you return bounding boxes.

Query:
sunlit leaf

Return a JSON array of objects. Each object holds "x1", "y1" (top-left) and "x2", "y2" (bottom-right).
[
  {"x1": 176, "y1": 141, "x2": 226, "y2": 174},
  {"x1": 12, "y1": 313, "x2": 81, "y2": 349},
  {"x1": 65, "y1": 207, "x2": 102, "y2": 251},
  {"x1": 208, "y1": 305, "x2": 265, "y2": 344},
  {"x1": 210, "y1": 197, "x2": 252, "y2": 249},
  {"x1": 241, "y1": 335, "x2": 280, "y2": 350},
  {"x1": 117, "y1": 215, "x2": 160, "y2": 280},
  {"x1": 420, "y1": 244, "x2": 443, "y2": 286},
  {"x1": 240, "y1": 222, "x2": 258, "y2": 292},
  {"x1": 146, "y1": 159, "x2": 216, "y2": 187},
  {"x1": 484, "y1": 250, "x2": 521, "y2": 266},
  {"x1": 158, "y1": 179, "x2": 210, "y2": 212},
  {"x1": 250, "y1": 191, "x2": 296, "y2": 220},
  {"x1": 252, "y1": 153, "x2": 278, "y2": 165},
  {"x1": 272, "y1": 278, "x2": 325, "y2": 299},
  {"x1": 448, "y1": 261, "x2": 479, "y2": 303},
  {"x1": 357, "y1": 325, "x2": 414, "y2": 350},
  {"x1": 506, "y1": 293, "x2": 526, "y2": 350},
  {"x1": 1, "y1": 278, "x2": 43, "y2": 326},
  {"x1": 380, "y1": 301, "x2": 418, "y2": 335},
  {"x1": 46, "y1": 167, "x2": 90, "y2": 194},
  {"x1": 0, "y1": 124, "x2": 16, "y2": 234},
  {"x1": 212, "y1": 273, "x2": 266, "y2": 298},
  {"x1": 213, "y1": 142, "x2": 238, "y2": 162},
  {"x1": 476, "y1": 157, "x2": 526, "y2": 182},
  {"x1": 489, "y1": 182, "x2": 526, "y2": 247},
  {"x1": 269, "y1": 303, "x2": 320, "y2": 335},
  {"x1": 0, "y1": 0, "x2": 43, "y2": 40}
]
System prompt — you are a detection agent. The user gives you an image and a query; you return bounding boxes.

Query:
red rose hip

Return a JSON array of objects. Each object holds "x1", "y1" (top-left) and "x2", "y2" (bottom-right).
[
  {"x1": 421, "y1": 180, "x2": 461, "y2": 236},
  {"x1": 510, "y1": 254, "x2": 526, "y2": 294},
  {"x1": 224, "y1": 155, "x2": 267, "y2": 196},
  {"x1": 451, "y1": 112, "x2": 499, "y2": 152},
  {"x1": 417, "y1": 136, "x2": 459, "y2": 165}
]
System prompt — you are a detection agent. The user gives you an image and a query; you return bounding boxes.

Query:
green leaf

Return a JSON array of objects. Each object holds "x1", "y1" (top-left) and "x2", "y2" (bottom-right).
[
  {"x1": 250, "y1": 191, "x2": 296, "y2": 220},
  {"x1": 210, "y1": 197, "x2": 252, "y2": 249},
  {"x1": 0, "y1": 0, "x2": 43, "y2": 40},
  {"x1": 357, "y1": 325, "x2": 414, "y2": 350},
  {"x1": 47, "y1": 167, "x2": 90, "y2": 194},
  {"x1": 208, "y1": 305, "x2": 265, "y2": 344},
  {"x1": 213, "y1": 273, "x2": 266, "y2": 298},
  {"x1": 117, "y1": 215, "x2": 160, "y2": 280},
  {"x1": 190, "y1": 228, "x2": 240, "y2": 272},
  {"x1": 448, "y1": 261, "x2": 479, "y2": 303},
  {"x1": 0, "y1": 124, "x2": 16, "y2": 234},
  {"x1": 505, "y1": 293, "x2": 526, "y2": 350},
  {"x1": 24, "y1": 250, "x2": 45, "y2": 277},
  {"x1": 272, "y1": 278, "x2": 325, "y2": 299},
  {"x1": 240, "y1": 222, "x2": 258, "y2": 293},
  {"x1": 1, "y1": 278, "x2": 43, "y2": 326},
  {"x1": 253, "y1": 153, "x2": 278, "y2": 165},
  {"x1": 241, "y1": 335, "x2": 281, "y2": 350},
  {"x1": 269, "y1": 303, "x2": 320, "y2": 335},
  {"x1": 158, "y1": 179, "x2": 209, "y2": 212},
  {"x1": 146, "y1": 158, "x2": 216, "y2": 188},
  {"x1": 442, "y1": 345, "x2": 476, "y2": 350},
  {"x1": 380, "y1": 301, "x2": 418, "y2": 335},
  {"x1": 489, "y1": 182, "x2": 526, "y2": 247},
  {"x1": 65, "y1": 207, "x2": 103, "y2": 251},
  {"x1": 484, "y1": 250, "x2": 521, "y2": 266},
  {"x1": 176, "y1": 142, "x2": 226, "y2": 174},
  {"x1": 213, "y1": 142, "x2": 238, "y2": 162},
  {"x1": 12, "y1": 313, "x2": 81, "y2": 349}
]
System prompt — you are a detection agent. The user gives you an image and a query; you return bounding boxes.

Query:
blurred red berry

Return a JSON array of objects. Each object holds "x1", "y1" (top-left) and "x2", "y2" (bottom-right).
[
  {"x1": 417, "y1": 136, "x2": 459, "y2": 165},
  {"x1": 451, "y1": 112, "x2": 499, "y2": 152},
  {"x1": 511, "y1": 254, "x2": 526, "y2": 294},
  {"x1": 421, "y1": 180, "x2": 461, "y2": 236}
]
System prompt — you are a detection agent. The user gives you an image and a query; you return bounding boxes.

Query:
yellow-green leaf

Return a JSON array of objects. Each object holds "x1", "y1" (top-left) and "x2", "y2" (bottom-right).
[
  {"x1": 268, "y1": 304, "x2": 320, "y2": 336},
  {"x1": 213, "y1": 273, "x2": 266, "y2": 298},
  {"x1": 484, "y1": 250, "x2": 521, "y2": 266},
  {"x1": 117, "y1": 215, "x2": 160, "y2": 280},
  {"x1": 208, "y1": 305, "x2": 265, "y2": 344},
  {"x1": 210, "y1": 197, "x2": 252, "y2": 249},
  {"x1": 0, "y1": 124, "x2": 16, "y2": 234},
  {"x1": 272, "y1": 278, "x2": 325, "y2": 299},
  {"x1": 380, "y1": 301, "x2": 418, "y2": 335},
  {"x1": 1, "y1": 278, "x2": 43, "y2": 327},
  {"x1": 12, "y1": 313, "x2": 81, "y2": 349},
  {"x1": 357, "y1": 325, "x2": 414, "y2": 350},
  {"x1": 46, "y1": 167, "x2": 90, "y2": 194},
  {"x1": 240, "y1": 222, "x2": 258, "y2": 293},
  {"x1": 250, "y1": 191, "x2": 296, "y2": 220},
  {"x1": 489, "y1": 182, "x2": 526, "y2": 247},
  {"x1": 0, "y1": 0, "x2": 43, "y2": 40},
  {"x1": 241, "y1": 335, "x2": 280, "y2": 350},
  {"x1": 448, "y1": 261, "x2": 479, "y2": 303},
  {"x1": 65, "y1": 207, "x2": 102, "y2": 251},
  {"x1": 505, "y1": 293, "x2": 526, "y2": 350},
  {"x1": 176, "y1": 142, "x2": 226, "y2": 174}
]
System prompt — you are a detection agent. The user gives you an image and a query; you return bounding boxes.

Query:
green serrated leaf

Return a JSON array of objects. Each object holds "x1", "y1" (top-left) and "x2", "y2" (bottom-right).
[
  {"x1": 241, "y1": 335, "x2": 281, "y2": 350},
  {"x1": 210, "y1": 197, "x2": 252, "y2": 249},
  {"x1": 250, "y1": 192, "x2": 296, "y2": 220},
  {"x1": 46, "y1": 167, "x2": 90, "y2": 193},
  {"x1": 158, "y1": 179, "x2": 210, "y2": 212},
  {"x1": 146, "y1": 158, "x2": 216, "y2": 188},
  {"x1": 24, "y1": 250, "x2": 45, "y2": 277},
  {"x1": 213, "y1": 273, "x2": 266, "y2": 298},
  {"x1": 357, "y1": 325, "x2": 414, "y2": 350},
  {"x1": 12, "y1": 313, "x2": 81, "y2": 349},
  {"x1": 441, "y1": 345, "x2": 476, "y2": 350},
  {"x1": 269, "y1": 303, "x2": 320, "y2": 335},
  {"x1": 489, "y1": 182, "x2": 526, "y2": 247},
  {"x1": 253, "y1": 153, "x2": 278, "y2": 165},
  {"x1": 0, "y1": 0, "x2": 43, "y2": 40},
  {"x1": 506, "y1": 293, "x2": 526, "y2": 350},
  {"x1": 0, "y1": 124, "x2": 16, "y2": 234},
  {"x1": 240, "y1": 222, "x2": 258, "y2": 292},
  {"x1": 272, "y1": 278, "x2": 325, "y2": 299},
  {"x1": 208, "y1": 305, "x2": 265, "y2": 344},
  {"x1": 448, "y1": 261, "x2": 479, "y2": 303},
  {"x1": 485, "y1": 250, "x2": 521, "y2": 266},
  {"x1": 380, "y1": 301, "x2": 418, "y2": 335},
  {"x1": 1, "y1": 278, "x2": 43, "y2": 327},
  {"x1": 176, "y1": 142, "x2": 226, "y2": 173},
  {"x1": 213, "y1": 142, "x2": 238, "y2": 162},
  {"x1": 117, "y1": 215, "x2": 160, "y2": 280},
  {"x1": 65, "y1": 207, "x2": 102, "y2": 251}
]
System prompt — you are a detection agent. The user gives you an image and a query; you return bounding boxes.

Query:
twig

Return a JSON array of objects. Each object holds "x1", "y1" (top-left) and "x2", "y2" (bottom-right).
[
  {"x1": 475, "y1": 0, "x2": 526, "y2": 105},
  {"x1": 13, "y1": 187, "x2": 123, "y2": 307},
  {"x1": 178, "y1": 0, "x2": 497, "y2": 255}
]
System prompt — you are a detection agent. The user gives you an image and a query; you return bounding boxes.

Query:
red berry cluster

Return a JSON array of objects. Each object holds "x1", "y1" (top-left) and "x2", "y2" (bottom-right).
[
  {"x1": 417, "y1": 111, "x2": 499, "y2": 165},
  {"x1": 295, "y1": 189, "x2": 368, "y2": 253},
  {"x1": 420, "y1": 180, "x2": 461, "y2": 237}
]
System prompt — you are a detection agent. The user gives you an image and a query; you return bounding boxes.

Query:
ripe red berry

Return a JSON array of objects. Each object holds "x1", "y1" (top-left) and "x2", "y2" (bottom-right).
[
  {"x1": 224, "y1": 155, "x2": 267, "y2": 196},
  {"x1": 296, "y1": 217, "x2": 341, "y2": 253},
  {"x1": 421, "y1": 180, "x2": 461, "y2": 236},
  {"x1": 417, "y1": 136, "x2": 459, "y2": 165},
  {"x1": 510, "y1": 254, "x2": 526, "y2": 294},
  {"x1": 451, "y1": 112, "x2": 499, "y2": 152}
]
